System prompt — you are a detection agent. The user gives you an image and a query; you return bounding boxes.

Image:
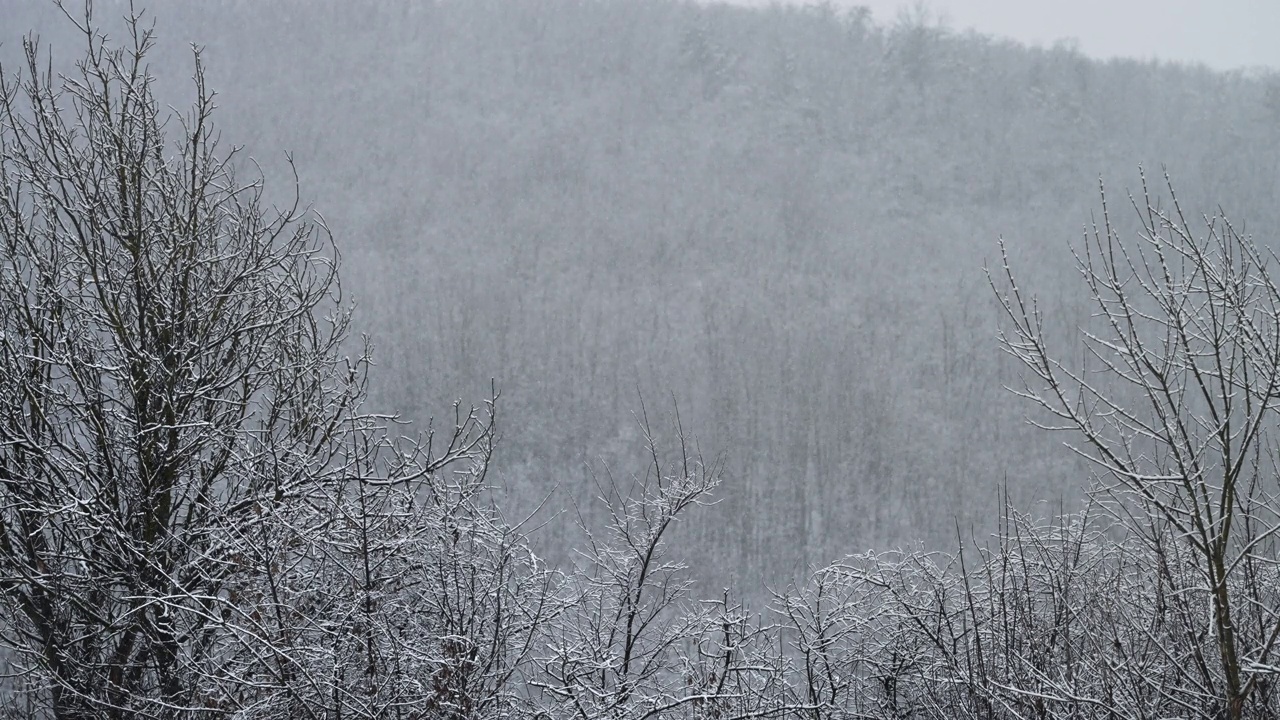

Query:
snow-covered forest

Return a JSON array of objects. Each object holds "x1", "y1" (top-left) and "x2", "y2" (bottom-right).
[{"x1": 2, "y1": 1, "x2": 1280, "y2": 717}]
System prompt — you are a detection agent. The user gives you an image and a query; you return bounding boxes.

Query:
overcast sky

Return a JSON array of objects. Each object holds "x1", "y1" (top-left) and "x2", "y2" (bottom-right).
[{"x1": 725, "y1": 0, "x2": 1280, "y2": 72}]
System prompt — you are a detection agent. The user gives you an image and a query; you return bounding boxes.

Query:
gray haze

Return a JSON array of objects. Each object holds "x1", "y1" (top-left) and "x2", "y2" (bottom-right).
[{"x1": 727, "y1": 0, "x2": 1280, "y2": 71}]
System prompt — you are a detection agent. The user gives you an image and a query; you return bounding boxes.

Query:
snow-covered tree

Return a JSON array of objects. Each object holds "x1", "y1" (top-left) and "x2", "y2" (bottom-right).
[
  {"x1": 992, "y1": 171, "x2": 1280, "y2": 718},
  {"x1": 0, "y1": 7, "x2": 545, "y2": 717}
]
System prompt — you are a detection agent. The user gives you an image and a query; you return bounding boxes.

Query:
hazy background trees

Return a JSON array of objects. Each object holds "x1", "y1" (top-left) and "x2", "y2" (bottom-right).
[{"x1": 5, "y1": 0, "x2": 1279, "y2": 599}]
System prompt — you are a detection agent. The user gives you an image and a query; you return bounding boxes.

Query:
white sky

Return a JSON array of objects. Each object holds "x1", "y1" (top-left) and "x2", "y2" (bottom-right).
[{"x1": 724, "y1": 0, "x2": 1280, "y2": 72}]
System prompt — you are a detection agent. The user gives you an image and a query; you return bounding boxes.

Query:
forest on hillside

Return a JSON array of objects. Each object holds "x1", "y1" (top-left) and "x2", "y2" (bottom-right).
[
  {"x1": 0, "y1": 0, "x2": 1275, "y2": 594},
  {"x1": 12, "y1": 0, "x2": 1276, "y2": 585},
  {"x1": 4, "y1": 1, "x2": 1280, "y2": 717}
]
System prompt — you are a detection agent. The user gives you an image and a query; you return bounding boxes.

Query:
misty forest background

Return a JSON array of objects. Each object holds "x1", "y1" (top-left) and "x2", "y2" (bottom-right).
[{"x1": 8, "y1": 0, "x2": 1280, "y2": 594}]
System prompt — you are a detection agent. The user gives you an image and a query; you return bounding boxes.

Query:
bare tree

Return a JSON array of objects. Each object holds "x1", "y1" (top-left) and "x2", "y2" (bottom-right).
[
  {"x1": 0, "y1": 6, "x2": 542, "y2": 718},
  {"x1": 991, "y1": 170, "x2": 1280, "y2": 718},
  {"x1": 533, "y1": 402, "x2": 796, "y2": 720},
  {"x1": 0, "y1": 4, "x2": 355, "y2": 715},
  {"x1": 211, "y1": 387, "x2": 556, "y2": 720}
]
